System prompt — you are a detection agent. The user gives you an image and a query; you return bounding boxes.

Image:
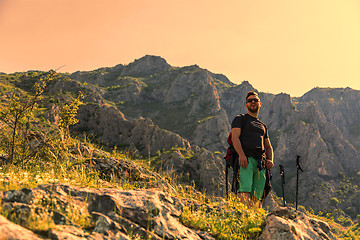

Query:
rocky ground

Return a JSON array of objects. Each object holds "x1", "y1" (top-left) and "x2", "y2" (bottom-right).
[
  {"x1": 0, "y1": 152, "x2": 339, "y2": 240},
  {"x1": 0, "y1": 184, "x2": 215, "y2": 240},
  {"x1": 259, "y1": 207, "x2": 338, "y2": 240},
  {"x1": 0, "y1": 183, "x2": 338, "y2": 240}
]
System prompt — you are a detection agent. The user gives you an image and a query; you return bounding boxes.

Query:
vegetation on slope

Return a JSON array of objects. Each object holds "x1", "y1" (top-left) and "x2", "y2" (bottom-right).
[{"x1": 0, "y1": 71, "x2": 358, "y2": 239}]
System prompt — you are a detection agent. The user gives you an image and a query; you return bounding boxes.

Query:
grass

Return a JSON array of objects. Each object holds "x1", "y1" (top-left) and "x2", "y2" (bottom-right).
[
  {"x1": 297, "y1": 205, "x2": 360, "y2": 240},
  {"x1": 0, "y1": 71, "x2": 358, "y2": 239},
  {"x1": 0, "y1": 139, "x2": 358, "y2": 239},
  {"x1": 0, "y1": 142, "x2": 267, "y2": 239},
  {"x1": 180, "y1": 195, "x2": 265, "y2": 240}
]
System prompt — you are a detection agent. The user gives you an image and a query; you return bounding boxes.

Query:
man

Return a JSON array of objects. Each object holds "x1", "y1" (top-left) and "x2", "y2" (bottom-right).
[{"x1": 231, "y1": 91, "x2": 273, "y2": 206}]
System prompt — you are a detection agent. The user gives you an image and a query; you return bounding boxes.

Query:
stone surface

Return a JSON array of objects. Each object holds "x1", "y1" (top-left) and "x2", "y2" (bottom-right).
[
  {"x1": 0, "y1": 184, "x2": 213, "y2": 240},
  {"x1": 259, "y1": 207, "x2": 337, "y2": 240},
  {"x1": 0, "y1": 215, "x2": 41, "y2": 240}
]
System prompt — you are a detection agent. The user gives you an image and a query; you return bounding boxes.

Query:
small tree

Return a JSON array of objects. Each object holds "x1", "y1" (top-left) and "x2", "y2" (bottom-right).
[
  {"x1": 58, "y1": 92, "x2": 84, "y2": 149},
  {"x1": 0, "y1": 70, "x2": 56, "y2": 164}
]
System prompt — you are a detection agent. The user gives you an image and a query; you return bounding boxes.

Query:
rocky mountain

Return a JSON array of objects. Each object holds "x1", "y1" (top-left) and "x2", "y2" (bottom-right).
[
  {"x1": 68, "y1": 55, "x2": 360, "y2": 217},
  {"x1": 70, "y1": 55, "x2": 232, "y2": 151},
  {"x1": 2, "y1": 55, "x2": 359, "y2": 221}
]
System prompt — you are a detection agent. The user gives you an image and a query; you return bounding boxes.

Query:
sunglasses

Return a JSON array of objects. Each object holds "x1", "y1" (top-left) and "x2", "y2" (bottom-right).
[{"x1": 246, "y1": 98, "x2": 260, "y2": 103}]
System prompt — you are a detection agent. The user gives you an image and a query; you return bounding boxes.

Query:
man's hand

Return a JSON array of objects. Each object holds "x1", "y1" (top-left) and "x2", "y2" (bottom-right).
[
  {"x1": 265, "y1": 159, "x2": 274, "y2": 169},
  {"x1": 239, "y1": 154, "x2": 248, "y2": 168}
]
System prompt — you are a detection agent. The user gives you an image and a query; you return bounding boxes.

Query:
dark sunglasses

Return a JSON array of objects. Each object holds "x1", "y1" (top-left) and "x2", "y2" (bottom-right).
[{"x1": 246, "y1": 98, "x2": 260, "y2": 103}]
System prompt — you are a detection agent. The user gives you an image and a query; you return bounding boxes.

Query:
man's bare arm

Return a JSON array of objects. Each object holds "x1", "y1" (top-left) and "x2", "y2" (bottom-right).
[{"x1": 264, "y1": 138, "x2": 274, "y2": 169}]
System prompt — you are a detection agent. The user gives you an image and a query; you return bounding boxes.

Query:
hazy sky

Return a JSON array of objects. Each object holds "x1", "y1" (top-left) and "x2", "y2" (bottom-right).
[{"x1": 1, "y1": 0, "x2": 360, "y2": 97}]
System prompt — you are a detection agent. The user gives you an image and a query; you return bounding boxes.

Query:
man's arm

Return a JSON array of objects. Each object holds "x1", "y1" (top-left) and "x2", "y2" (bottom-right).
[
  {"x1": 264, "y1": 138, "x2": 274, "y2": 169},
  {"x1": 231, "y1": 128, "x2": 248, "y2": 168}
]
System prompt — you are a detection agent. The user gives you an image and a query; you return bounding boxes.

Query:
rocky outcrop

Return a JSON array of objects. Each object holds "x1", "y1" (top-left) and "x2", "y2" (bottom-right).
[
  {"x1": 158, "y1": 146, "x2": 225, "y2": 195},
  {"x1": 71, "y1": 59, "x2": 231, "y2": 151},
  {"x1": 300, "y1": 87, "x2": 360, "y2": 150},
  {"x1": 121, "y1": 55, "x2": 171, "y2": 77},
  {"x1": 74, "y1": 103, "x2": 191, "y2": 155},
  {"x1": 72, "y1": 103, "x2": 225, "y2": 196},
  {"x1": 259, "y1": 207, "x2": 337, "y2": 240},
  {"x1": 220, "y1": 80, "x2": 258, "y2": 120},
  {"x1": 0, "y1": 184, "x2": 215, "y2": 240}
]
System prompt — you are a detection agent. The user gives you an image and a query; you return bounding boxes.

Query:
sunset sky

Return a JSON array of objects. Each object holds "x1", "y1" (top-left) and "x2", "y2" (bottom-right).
[{"x1": 1, "y1": 0, "x2": 360, "y2": 97}]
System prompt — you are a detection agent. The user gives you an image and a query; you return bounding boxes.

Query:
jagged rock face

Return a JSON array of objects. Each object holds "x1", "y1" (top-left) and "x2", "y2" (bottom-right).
[
  {"x1": 0, "y1": 184, "x2": 214, "y2": 240},
  {"x1": 73, "y1": 103, "x2": 225, "y2": 195},
  {"x1": 300, "y1": 87, "x2": 360, "y2": 150},
  {"x1": 259, "y1": 207, "x2": 337, "y2": 240},
  {"x1": 261, "y1": 93, "x2": 294, "y2": 130},
  {"x1": 159, "y1": 147, "x2": 225, "y2": 195},
  {"x1": 274, "y1": 121, "x2": 345, "y2": 176},
  {"x1": 220, "y1": 81, "x2": 257, "y2": 121},
  {"x1": 70, "y1": 57, "x2": 231, "y2": 151},
  {"x1": 74, "y1": 103, "x2": 191, "y2": 155},
  {"x1": 257, "y1": 93, "x2": 360, "y2": 212},
  {"x1": 47, "y1": 77, "x2": 105, "y2": 104},
  {"x1": 193, "y1": 113, "x2": 230, "y2": 150}
]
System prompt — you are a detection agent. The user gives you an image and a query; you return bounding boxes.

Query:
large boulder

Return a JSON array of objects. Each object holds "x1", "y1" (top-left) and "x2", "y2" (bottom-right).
[{"x1": 259, "y1": 207, "x2": 337, "y2": 240}]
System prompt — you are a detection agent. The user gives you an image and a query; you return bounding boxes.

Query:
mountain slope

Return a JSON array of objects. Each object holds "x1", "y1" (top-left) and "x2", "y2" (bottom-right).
[
  {"x1": 2, "y1": 55, "x2": 359, "y2": 219},
  {"x1": 69, "y1": 55, "x2": 360, "y2": 216}
]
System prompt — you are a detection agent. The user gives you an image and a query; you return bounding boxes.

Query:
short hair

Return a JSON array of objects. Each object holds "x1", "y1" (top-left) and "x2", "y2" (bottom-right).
[{"x1": 246, "y1": 91, "x2": 258, "y2": 100}]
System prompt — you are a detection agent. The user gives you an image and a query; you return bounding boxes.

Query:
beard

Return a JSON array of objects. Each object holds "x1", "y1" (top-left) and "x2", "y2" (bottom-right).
[{"x1": 248, "y1": 104, "x2": 259, "y2": 113}]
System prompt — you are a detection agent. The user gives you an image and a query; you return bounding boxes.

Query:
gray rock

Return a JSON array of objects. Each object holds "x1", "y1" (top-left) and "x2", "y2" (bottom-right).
[
  {"x1": 0, "y1": 184, "x2": 209, "y2": 240},
  {"x1": 259, "y1": 207, "x2": 337, "y2": 240},
  {"x1": 0, "y1": 215, "x2": 41, "y2": 240}
]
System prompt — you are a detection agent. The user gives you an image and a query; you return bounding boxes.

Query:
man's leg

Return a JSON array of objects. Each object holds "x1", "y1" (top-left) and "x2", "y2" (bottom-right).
[
  {"x1": 250, "y1": 165, "x2": 266, "y2": 208},
  {"x1": 250, "y1": 195, "x2": 261, "y2": 209},
  {"x1": 237, "y1": 192, "x2": 251, "y2": 205},
  {"x1": 238, "y1": 157, "x2": 256, "y2": 205}
]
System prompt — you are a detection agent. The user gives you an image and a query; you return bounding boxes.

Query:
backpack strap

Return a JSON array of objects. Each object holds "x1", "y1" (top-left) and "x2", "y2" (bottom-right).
[{"x1": 225, "y1": 163, "x2": 229, "y2": 198}]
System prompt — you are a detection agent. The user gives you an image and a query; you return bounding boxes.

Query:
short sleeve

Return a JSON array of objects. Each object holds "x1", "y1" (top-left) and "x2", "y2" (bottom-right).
[{"x1": 231, "y1": 115, "x2": 244, "y2": 129}]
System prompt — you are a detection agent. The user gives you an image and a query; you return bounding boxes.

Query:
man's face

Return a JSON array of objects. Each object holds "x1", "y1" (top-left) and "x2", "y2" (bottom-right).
[{"x1": 245, "y1": 95, "x2": 261, "y2": 113}]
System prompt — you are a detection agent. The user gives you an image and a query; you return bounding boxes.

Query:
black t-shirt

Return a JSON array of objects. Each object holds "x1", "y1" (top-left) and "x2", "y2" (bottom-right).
[{"x1": 231, "y1": 114, "x2": 268, "y2": 155}]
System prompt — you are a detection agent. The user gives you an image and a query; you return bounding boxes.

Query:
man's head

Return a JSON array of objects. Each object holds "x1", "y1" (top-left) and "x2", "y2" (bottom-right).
[{"x1": 245, "y1": 91, "x2": 261, "y2": 114}]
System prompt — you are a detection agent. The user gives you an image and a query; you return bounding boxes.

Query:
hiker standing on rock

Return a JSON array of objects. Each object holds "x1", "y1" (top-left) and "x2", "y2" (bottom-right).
[{"x1": 231, "y1": 91, "x2": 274, "y2": 207}]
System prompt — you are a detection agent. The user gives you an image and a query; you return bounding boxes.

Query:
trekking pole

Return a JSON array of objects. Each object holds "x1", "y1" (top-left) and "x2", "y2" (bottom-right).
[
  {"x1": 279, "y1": 165, "x2": 286, "y2": 207},
  {"x1": 225, "y1": 164, "x2": 229, "y2": 199},
  {"x1": 295, "y1": 155, "x2": 303, "y2": 210}
]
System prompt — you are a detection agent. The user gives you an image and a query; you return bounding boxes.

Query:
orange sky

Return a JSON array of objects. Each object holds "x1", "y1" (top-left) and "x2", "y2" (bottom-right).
[{"x1": 1, "y1": 0, "x2": 360, "y2": 97}]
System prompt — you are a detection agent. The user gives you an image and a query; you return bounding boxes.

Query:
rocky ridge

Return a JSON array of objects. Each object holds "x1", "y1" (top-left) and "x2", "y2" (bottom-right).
[{"x1": 64, "y1": 55, "x2": 360, "y2": 215}]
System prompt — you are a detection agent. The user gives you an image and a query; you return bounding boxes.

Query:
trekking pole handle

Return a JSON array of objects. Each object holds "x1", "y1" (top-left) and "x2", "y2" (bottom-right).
[
  {"x1": 296, "y1": 155, "x2": 303, "y2": 172},
  {"x1": 279, "y1": 164, "x2": 285, "y2": 183}
]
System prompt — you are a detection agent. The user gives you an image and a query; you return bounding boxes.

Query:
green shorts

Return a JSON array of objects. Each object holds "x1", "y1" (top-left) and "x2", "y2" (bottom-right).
[{"x1": 238, "y1": 157, "x2": 266, "y2": 200}]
